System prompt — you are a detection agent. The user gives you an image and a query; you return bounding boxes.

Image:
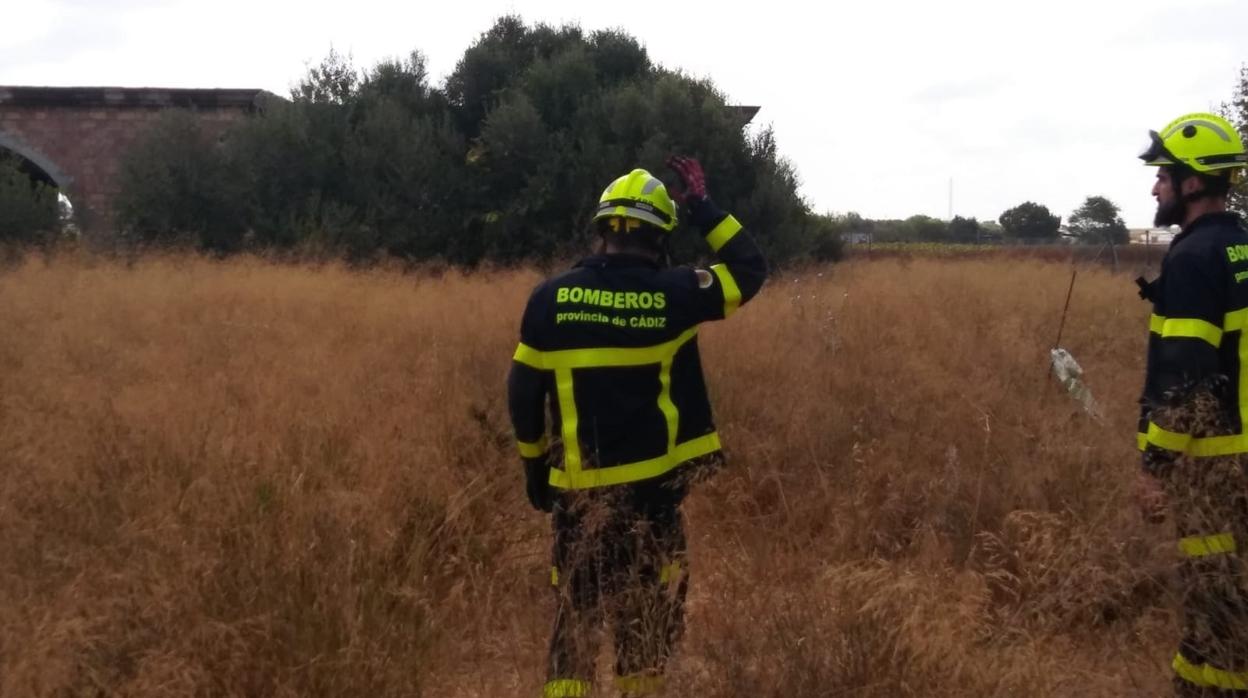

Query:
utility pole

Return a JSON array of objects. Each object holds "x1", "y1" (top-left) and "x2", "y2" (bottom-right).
[{"x1": 948, "y1": 177, "x2": 953, "y2": 221}]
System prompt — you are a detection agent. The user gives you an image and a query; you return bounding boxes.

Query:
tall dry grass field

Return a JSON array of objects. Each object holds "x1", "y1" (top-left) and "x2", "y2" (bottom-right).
[{"x1": 0, "y1": 252, "x2": 1181, "y2": 696}]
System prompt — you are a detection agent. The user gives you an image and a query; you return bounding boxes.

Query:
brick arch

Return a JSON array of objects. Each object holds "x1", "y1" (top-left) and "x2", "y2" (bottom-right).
[
  {"x1": 0, "y1": 87, "x2": 271, "y2": 237},
  {"x1": 0, "y1": 129, "x2": 73, "y2": 189}
]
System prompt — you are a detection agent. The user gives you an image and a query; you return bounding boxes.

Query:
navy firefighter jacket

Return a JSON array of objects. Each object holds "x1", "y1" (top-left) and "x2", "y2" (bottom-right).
[
  {"x1": 508, "y1": 199, "x2": 767, "y2": 491},
  {"x1": 1138, "y1": 212, "x2": 1248, "y2": 465}
]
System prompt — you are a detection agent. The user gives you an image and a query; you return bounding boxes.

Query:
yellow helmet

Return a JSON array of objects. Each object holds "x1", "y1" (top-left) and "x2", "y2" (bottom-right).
[
  {"x1": 593, "y1": 168, "x2": 678, "y2": 233},
  {"x1": 1139, "y1": 112, "x2": 1247, "y2": 179}
]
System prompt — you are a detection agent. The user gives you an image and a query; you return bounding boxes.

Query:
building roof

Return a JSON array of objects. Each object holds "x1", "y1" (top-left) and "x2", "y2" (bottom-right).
[
  {"x1": 729, "y1": 105, "x2": 761, "y2": 125},
  {"x1": 0, "y1": 86, "x2": 274, "y2": 110}
]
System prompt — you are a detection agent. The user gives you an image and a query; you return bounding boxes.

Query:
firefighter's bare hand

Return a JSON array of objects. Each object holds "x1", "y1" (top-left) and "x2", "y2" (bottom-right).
[{"x1": 1134, "y1": 471, "x2": 1167, "y2": 523}]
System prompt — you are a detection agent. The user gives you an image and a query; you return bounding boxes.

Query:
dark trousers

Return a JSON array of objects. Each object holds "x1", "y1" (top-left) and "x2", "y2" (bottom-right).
[
  {"x1": 546, "y1": 484, "x2": 688, "y2": 695},
  {"x1": 1167, "y1": 456, "x2": 1248, "y2": 696}
]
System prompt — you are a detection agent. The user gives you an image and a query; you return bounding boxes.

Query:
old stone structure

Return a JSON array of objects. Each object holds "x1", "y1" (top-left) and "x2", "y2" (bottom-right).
[{"x1": 0, "y1": 86, "x2": 269, "y2": 235}]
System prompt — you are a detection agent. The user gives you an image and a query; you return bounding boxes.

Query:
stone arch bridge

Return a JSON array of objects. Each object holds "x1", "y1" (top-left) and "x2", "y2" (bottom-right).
[{"x1": 0, "y1": 86, "x2": 269, "y2": 236}]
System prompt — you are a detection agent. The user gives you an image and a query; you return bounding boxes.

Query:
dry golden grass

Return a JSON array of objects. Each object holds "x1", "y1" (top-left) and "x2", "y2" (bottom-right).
[{"x1": 0, "y1": 251, "x2": 1183, "y2": 696}]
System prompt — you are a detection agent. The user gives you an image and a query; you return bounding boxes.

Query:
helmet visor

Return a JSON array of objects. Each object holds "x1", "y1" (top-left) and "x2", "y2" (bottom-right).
[
  {"x1": 594, "y1": 198, "x2": 674, "y2": 230},
  {"x1": 1138, "y1": 130, "x2": 1174, "y2": 165}
]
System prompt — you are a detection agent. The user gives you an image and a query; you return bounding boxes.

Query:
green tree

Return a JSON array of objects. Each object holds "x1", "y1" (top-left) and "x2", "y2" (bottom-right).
[
  {"x1": 0, "y1": 151, "x2": 59, "y2": 244},
  {"x1": 292, "y1": 47, "x2": 360, "y2": 105},
  {"x1": 905, "y1": 214, "x2": 948, "y2": 242},
  {"x1": 805, "y1": 213, "x2": 847, "y2": 262},
  {"x1": 871, "y1": 219, "x2": 910, "y2": 243},
  {"x1": 948, "y1": 215, "x2": 981, "y2": 243},
  {"x1": 999, "y1": 201, "x2": 1061, "y2": 241},
  {"x1": 445, "y1": 17, "x2": 584, "y2": 138},
  {"x1": 1068, "y1": 195, "x2": 1128, "y2": 244},
  {"x1": 1224, "y1": 64, "x2": 1247, "y2": 217},
  {"x1": 115, "y1": 110, "x2": 246, "y2": 251}
]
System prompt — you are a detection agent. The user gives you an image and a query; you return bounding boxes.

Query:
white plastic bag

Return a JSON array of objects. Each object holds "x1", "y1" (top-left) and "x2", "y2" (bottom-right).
[{"x1": 1050, "y1": 347, "x2": 1100, "y2": 419}]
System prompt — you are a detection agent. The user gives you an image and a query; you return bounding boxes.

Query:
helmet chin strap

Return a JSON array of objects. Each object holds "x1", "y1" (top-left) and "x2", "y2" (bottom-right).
[
  {"x1": 1161, "y1": 167, "x2": 1217, "y2": 226},
  {"x1": 1179, "y1": 180, "x2": 1215, "y2": 204}
]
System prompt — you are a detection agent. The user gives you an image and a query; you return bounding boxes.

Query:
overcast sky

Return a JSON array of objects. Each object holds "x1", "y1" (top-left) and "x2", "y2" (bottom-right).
[{"x1": 3, "y1": 0, "x2": 1246, "y2": 227}]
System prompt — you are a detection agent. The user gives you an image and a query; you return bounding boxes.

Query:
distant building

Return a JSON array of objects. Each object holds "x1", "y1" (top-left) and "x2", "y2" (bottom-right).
[
  {"x1": 730, "y1": 106, "x2": 761, "y2": 125},
  {"x1": 841, "y1": 231, "x2": 872, "y2": 244},
  {"x1": 1129, "y1": 228, "x2": 1175, "y2": 246}
]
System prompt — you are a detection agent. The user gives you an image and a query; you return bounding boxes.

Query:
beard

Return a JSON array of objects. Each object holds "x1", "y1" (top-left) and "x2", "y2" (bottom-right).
[{"x1": 1154, "y1": 197, "x2": 1184, "y2": 227}]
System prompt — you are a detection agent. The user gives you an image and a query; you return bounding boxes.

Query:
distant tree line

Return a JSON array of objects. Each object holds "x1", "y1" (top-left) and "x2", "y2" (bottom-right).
[{"x1": 822, "y1": 195, "x2": 1127, "y2": 247}]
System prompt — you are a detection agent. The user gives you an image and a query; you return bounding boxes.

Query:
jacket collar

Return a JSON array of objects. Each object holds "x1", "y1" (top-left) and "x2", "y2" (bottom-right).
[
  {"x1": 1172, "y1": 212, "x2": 1243, "y2": 247},
  {"x1": 575, "y1": 253, "x2": 662, "y2": 270}
]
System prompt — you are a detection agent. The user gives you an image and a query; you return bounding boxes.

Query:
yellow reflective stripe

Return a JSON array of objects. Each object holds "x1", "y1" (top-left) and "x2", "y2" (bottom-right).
[
  {"x1": 550, "y1": 566, "x2": 559, "y2": 587},
  {"x1": 1173, "y1": 652, "x2": 1248, "y2": 690},
  {"x1": 514, "y1": 342, "x2": 544, "y2": 368},
  {"x1": 520, "y1": 328, "x2": 698, "y2": 370},
  {"x1": 1233, "y1": 310, "x2": 1248, "y2": 464},
  {"x1": 1161, "y1": 318, "x2": 1223, "y2": 347},
  {"x1": 1145, "y1": 422, "x2": 1192, "y2": 453},
  {"x1": 1188, "y1": 434, "x2": 1248, "y2": 457},
  {"x1": 554, "y1": 368, "x2": 582, "y2": 473},
  {"x1": 549, "y1": 432, "x2": 721, "y2": 490},
  {"x1": 705, "y1": 215, "x2": 742, "y2": 252},
  {"x1": 1150, "y1": 431, "x2": 1248, "y2": 457},
  {"x1": 1224, "y1": 308, "x2": 1248, "y2": 331},
  {"x1": 518, "y1": 436, "x2": 548, "y2": 459},
  {"x1": 544, "y1": 678, "x2": 592, "y2": 697},
  {"x1": 1178, "y1": 532, "x2": 1237, "y2": 558},
  {"x1": 1137, "y1": 308, "x2": 1248, "y2": 460},
  {"x1": 658, "y1": 357, "x2": 679, "y2": 454},
  {"x1": 711, "y1": 264, "x2": 741, "y2": 318},
  {"x1": 614, "y1": 673, "x2": 665, "y2": 695},
  {"x1": 658, "y1": 561, "x2": 682, "y2": 584}
]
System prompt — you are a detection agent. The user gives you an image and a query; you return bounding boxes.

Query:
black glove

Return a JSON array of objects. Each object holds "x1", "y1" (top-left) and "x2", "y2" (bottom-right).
[{"x1": 524, "y1": 455, "x2": 554, "y2": 512}]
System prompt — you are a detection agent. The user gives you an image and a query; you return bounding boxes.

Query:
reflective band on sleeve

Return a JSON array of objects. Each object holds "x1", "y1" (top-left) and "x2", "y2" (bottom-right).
[
  {"x1": 1173, "y1": 651, "x2": 1248, "y2": 689},
  {"x1": 614, "y1": 673, "x2": 666, "y2": 695},
  {"x1": 705, "y1": 215, "x2": 742, "y2": 252},
  {"x1": 711, "y1": 264, "x2": 741, "y2": 318},
  {"x1": 544, "y1": 679, "x2": 593, "y2": 697},
  {"x1": 1161, "y1": 317, "x2": 1223, "y2": 347},
  {"x1": 518, "y1": 436, "x2": 548, "y2": 459},
  {"x1": 1178, "y1": 532, "x2": 1237, "y2": 558},
  {"x1": 550, "y1": 566, "x2": 559, "y2": 587},
  {"x1": 1149, "y1": 314, "x2": 1165, "y2": 334},
  {"x1": 1137, "y1": 432, "x2": 1148, "y2": 451}
]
